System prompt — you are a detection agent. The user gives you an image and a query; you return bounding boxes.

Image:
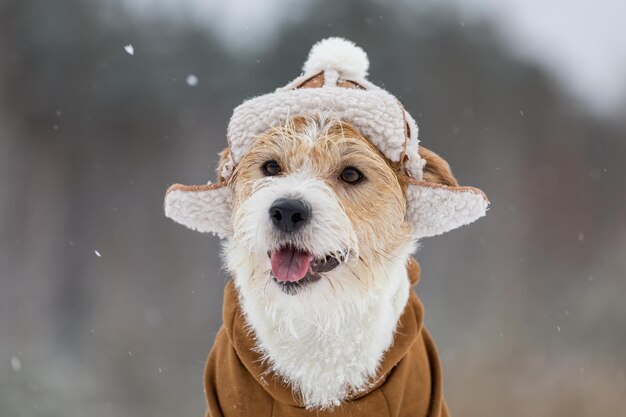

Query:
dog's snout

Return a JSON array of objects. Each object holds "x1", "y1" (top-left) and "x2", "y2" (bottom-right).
[{"x1": 269, "y1": 198, "x2": 311, "y2": 233}]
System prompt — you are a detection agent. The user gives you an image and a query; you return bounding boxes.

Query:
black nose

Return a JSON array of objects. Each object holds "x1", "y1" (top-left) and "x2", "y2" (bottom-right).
[{"x1": 269, "y1": 198, "x2": 311, "y2": 233}]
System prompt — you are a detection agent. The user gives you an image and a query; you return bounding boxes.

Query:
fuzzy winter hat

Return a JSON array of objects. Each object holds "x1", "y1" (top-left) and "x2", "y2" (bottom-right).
[{"x1": 165, "y1": 37, "x2": 488, "y2": 239}]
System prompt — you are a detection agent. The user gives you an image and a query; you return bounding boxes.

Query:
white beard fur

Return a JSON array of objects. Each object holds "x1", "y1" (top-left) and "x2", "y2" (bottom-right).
[{"x1": 223, "y1": 238, "x2": 416, "y2": 410}]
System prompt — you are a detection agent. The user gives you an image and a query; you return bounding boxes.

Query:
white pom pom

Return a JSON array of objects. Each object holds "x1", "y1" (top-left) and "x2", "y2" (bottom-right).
[{"x1": 303, "y1": 37, "x2": 369, "y2": 80}]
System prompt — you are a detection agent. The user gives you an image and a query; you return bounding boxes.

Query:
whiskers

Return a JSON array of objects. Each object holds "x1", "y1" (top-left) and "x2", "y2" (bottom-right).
[
  {"x1": 377, "y1": 248, "x2": 404, "y2": 262},
  {"x1": 343, "y1": 262, "x2": 362, "y2": 283},
  {"x1": 325, "y1": 275, "x2": 337, "y2": 295},
  {"x1": 261, "y1": 268, "x2": 272, "y2": 298}
]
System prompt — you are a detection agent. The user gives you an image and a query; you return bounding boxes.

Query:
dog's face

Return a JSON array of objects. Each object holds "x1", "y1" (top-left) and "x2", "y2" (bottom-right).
[
  {"x1": 223, "y1": 115, "x2": 456, "y2": 329},
  {"x1": 226, "y1": 115, "x2": 410, "y2": 297}
]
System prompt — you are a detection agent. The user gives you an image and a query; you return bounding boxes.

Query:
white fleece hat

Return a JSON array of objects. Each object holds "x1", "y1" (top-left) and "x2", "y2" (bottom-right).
[{"x1": 165, "y1": 37, "x2": 488, "y2": 239}]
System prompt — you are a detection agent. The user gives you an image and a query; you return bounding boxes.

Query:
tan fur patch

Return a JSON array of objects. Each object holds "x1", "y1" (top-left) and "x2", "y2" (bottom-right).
[
  {"x1": 418, "y1": 147, "x2": 458, "y2": 186},
  {"x1": 216, "y1": 148, "x2": 229, "y2": 180}
]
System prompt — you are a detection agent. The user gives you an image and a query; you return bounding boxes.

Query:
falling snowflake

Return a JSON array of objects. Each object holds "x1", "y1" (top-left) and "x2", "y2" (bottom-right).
[
  {"x1": 186, "y1": 74, "x2": 199, "y2": 87},
  {"x1": 11, "y1": 356, "x2": 21, "y2": 372},
  {"x1": 94, "y1": 250, "x2": 102, "y2": 257},
  {"x1": 124, "y1": 44, "x2": 134, "y2": 55}
]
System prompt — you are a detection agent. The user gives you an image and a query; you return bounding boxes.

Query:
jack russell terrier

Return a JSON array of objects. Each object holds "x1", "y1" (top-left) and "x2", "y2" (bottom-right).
[{"x1": 165, "y1": 37, "x2": 488, "y2": 417}]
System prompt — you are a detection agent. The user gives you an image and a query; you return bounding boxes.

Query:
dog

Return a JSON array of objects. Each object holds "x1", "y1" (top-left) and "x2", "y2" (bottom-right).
[{"x1": 165, "y1": 38, "x2": 488, "y2": 417}]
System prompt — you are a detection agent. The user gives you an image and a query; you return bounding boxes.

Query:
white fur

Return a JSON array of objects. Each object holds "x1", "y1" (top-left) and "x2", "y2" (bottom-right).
[
  {"x1": 225, "y1": 230, "x2": 415, "y2": 409},
  {"x1": 232, "y1": 173, "x2": 358, "y2": 261},
  {"x1": 303, "y1": 37, "x2": 369, "y2": 79}
]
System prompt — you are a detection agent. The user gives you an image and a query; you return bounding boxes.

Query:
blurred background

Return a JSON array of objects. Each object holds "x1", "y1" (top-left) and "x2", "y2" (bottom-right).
[{"x1": 1, "y1": 0, "x2": 625, "y2": 416}]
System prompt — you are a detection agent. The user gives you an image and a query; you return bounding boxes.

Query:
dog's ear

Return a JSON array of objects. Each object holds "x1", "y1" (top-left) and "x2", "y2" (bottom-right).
[{"x1": 418, "y1": 146, "x2": 458, "y2": 186}]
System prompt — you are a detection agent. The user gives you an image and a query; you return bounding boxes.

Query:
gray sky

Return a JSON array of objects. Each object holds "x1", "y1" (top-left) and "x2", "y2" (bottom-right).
[
  {"x1": 121, "y1": 0, "x2": 626, "y2": 116},
  {"x1": 447, "y1": 0, "x2": 626, "y2": 115}
]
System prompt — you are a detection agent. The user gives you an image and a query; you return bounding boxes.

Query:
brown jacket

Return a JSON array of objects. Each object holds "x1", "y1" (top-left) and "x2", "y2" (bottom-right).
[{"x1": 204, "y1": 259, "x2": 450, "y2": 417}]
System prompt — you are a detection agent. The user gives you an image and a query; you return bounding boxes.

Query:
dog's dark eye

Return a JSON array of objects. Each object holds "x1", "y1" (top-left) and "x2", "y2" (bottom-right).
[
  {"x1": 340, "y1": 167, "x2": 364, "y2": 184},
  {"x1": 262, "y1": 160, "x2": 282, "y2": 176}
]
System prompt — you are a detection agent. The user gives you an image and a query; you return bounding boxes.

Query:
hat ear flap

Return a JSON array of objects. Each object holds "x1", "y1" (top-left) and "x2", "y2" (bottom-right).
[
  {"x1": 164, "y1": 182, "x2": 233, "y2": 238},
  {"x1": 407, "y1": 146, "x2": 488, "y2": 238},
  {"x1": 406, "y1": 180, "x2": 488, "y2": 238}
]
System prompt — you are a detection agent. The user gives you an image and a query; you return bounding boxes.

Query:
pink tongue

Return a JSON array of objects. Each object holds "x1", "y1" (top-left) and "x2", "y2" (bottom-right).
[{"x1": 271, "y1": 247, "x2": 313, "y2": 282}]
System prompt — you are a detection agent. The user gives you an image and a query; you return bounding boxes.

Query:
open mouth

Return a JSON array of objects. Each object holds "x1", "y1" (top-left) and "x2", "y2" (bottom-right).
[{"x1": 269, "y1": 245, "x2": 341, "y2": 295}]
